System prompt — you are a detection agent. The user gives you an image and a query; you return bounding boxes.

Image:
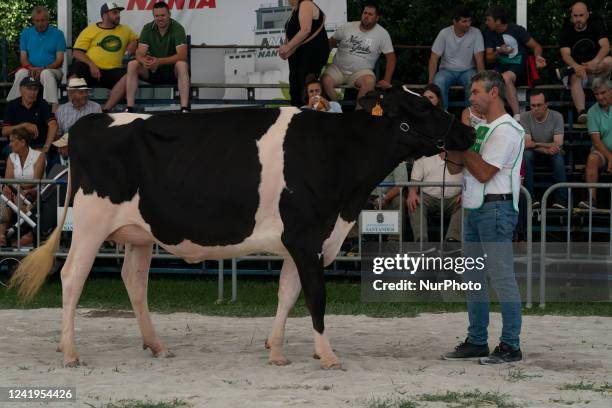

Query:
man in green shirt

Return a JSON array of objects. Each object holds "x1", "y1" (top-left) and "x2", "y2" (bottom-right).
[
  {"x1": 125, "y1": 1, "x2": 190, "y2": 112},
  {"x1": 581, "y1": 77, "x2": 612, "y2": 209}
]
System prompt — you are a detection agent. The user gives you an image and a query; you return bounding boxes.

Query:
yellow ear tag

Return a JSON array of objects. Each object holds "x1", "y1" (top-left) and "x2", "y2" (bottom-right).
[{"x1": 372, "y1": 95, "x2": 384, "y2": 116}]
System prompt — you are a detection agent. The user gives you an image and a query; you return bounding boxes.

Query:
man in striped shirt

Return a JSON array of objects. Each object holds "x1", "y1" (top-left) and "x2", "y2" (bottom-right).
[{"x1": 55, "y1": 78, "x2": 102, "y2": 136}]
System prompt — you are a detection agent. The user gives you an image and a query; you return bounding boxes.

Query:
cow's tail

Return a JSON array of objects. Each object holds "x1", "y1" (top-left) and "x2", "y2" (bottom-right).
[{"x1": 9, "y1": 168, "x2": 72, "y2": 302}]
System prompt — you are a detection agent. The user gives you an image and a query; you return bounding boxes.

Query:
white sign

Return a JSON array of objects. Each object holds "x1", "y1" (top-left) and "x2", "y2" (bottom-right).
[
  {"x1": 58, "y1": 207, "x2": 74, "y2": 232},
  {"x1": 361, "y1": 210, "x2": 400, "y2": 235},
  {"x1": 86, "y1": 1, "x2": 347, "y2": 100}
]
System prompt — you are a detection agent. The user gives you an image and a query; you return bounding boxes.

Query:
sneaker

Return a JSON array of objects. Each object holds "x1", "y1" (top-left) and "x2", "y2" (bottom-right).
[
  {"x1": 578, "y1": 200, "x2": 597, "y2": 210},
  {"x1": 532, "y1": 201, "x2": 540, "y2": 209},
  {"x1": 577, "y1": 111, "x2": 588, "y2": 124},
  {"x1": 555, "y1": 66, "x2": 575, "y2": 81},
  {"x1": 552, "y1": 203, "x2": 566, "y2": 210},
  {"x1": 124, "y1": 106, "x2": 135, "y2": 113},
  {"x1": 479, "y1": 342, "x2": 522, "y2": 364},
  {"x1": 180, "y1": 107, "x2": 191, "y2": 113},
  {"x1": 442, "y1": 338, "x2": 489, "y2": 360}
]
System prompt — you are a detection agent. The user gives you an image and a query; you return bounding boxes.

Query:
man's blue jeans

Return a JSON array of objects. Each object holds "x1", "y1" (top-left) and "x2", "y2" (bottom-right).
[
  {"x1": 523, "y1": 149, "x2": 568, "y2": 205},
  {"x1": 432, "y1": 68, "x2": 475, "y2": 110},
  {"x1": 463, "y1": 200, "x2": 522, "y2": 350}
]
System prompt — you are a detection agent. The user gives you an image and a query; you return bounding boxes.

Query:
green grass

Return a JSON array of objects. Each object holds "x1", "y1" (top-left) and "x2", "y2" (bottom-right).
[
  {"x1": 505, "y1": 367, "x2": 543, "y2": 382},
  {"x1": 419, "y1": 390, "x2": 520, "y2": 408},
  {"x1": 560, "y1": 381, "x2": 612, "y2": 393},
  {"x1": 1, "y1": 274, "x2": 611, "y2": 317},
  {"x1": 367, "y1": 396, "x2": 419, "y2": 408},
  {"x1": 93, "y1": 399, "x2": 189, "y2": 408}
]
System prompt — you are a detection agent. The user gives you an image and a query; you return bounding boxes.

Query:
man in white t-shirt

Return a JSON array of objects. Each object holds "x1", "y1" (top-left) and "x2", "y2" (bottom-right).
[
  {"x1": 429, "y1": 6, "x2": 485, "y2": 110},
  {"x1": 407, "y1": 153, "x2": 463, "y2": 242},
  {"x1": 321, "y1": 2, "x2": 396, "y2": 109},
  {"x1": 443, "y1": 70, "x2": 524, "y2": 365}
]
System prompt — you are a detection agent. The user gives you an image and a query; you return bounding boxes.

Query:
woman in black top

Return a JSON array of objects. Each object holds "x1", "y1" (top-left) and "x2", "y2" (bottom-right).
[{"x1": 280, "y1": 0, "x2": 329, "y2": 107}]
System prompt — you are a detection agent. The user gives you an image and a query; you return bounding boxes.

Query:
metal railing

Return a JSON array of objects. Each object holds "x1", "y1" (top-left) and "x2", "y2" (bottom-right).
[{"x1": 539, "y1": 182, "x2": 612, "y2": 308}]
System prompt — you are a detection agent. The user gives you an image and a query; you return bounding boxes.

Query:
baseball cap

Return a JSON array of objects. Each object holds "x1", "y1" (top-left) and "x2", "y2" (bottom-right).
[
  {"x1": 52, "y1": 133, "x2": 69, "y2": 148},
  {"x1": 20, "y1": 76, "x2": 41, "y2": 87},
  {"x1": 100, "y1": 2, "x2": 125, "y2": 15}
]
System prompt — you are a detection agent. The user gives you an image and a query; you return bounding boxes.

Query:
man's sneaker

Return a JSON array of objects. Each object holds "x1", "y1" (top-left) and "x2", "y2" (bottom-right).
[
  {"x1": 555, "y1": 66, "x2": 575, "y2": 81},
  {"x1": 577, "y1": 110, "x2": 588, "y2": 124},
  {"x1": 124, "y1": 106, "x2": 135, "y2": 113},
  {"x1": 578, "y1": 200, "x2": 597, "y2": 210},
  {"x1": 479, "y1": 342, "x2": 522, "y2": 365},
  {"x1": 532, "y1": 201, "x2": 540, "y2": 209},
  {"x1": 552, "y1": 203, "x2": 566, "y2": 210},
  {"x1": 442, "y1": 338, "x2": 489, "y2": 360}
]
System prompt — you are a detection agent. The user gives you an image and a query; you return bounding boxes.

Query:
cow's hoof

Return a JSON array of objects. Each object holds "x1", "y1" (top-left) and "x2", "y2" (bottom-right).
[
  {"x1": 144, "y1": 343, "x2": 174, "y2": 358},
  {"x1": 264, "y1": 339, "x2": 270, "y2": 349},
  {"x1": 313, "y1": 353, "x2": 320, "y2": 360},
  {"x1": 157, "y1": 350, "x2": 176, "y2": 359},
  {"x1": 320, "y1": 359, "x2": 342, "y2": 370},
  {"x1": 63, "y1": 359, "x2": 80, "y2": 368},
  {"x1": 268, "y1": 356, "x2": 291, "y2": 366}
]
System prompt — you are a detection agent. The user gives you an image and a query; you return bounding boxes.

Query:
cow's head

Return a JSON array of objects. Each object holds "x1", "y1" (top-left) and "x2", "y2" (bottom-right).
[{"x1": 359, "y1": 85, "x2": 475, "y2": 156}]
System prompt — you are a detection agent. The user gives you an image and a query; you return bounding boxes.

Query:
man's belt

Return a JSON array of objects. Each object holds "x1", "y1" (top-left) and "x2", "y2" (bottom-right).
[{"x1": 484, "y1": 193, "x2": 512, "y2": 202}]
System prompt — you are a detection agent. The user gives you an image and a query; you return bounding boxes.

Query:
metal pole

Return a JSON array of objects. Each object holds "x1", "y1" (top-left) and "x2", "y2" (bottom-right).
[
  {"x1": 217, "y1": 259, "x2": 224, "y2": 302},
  {"x1": 521, "y1": 186, "x2": 533, "y2": 308},
  {"x1": 231, "y1": 257, "x2": 237, "y2": 302}
]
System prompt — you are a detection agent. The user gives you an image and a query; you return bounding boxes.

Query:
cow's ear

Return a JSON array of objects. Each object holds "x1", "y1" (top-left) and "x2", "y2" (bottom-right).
[{"x1": 358, "y1": 89, "x2": 401, "y2": 118}]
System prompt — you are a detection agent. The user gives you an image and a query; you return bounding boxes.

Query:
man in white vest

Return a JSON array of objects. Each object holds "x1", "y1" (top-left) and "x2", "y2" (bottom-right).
[{"x1": 443, "y1": 70, "x2": 524, "y2": 364}]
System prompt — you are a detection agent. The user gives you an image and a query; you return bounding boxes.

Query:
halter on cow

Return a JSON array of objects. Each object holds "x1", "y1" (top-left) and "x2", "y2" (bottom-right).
[{"x1": 10, "y1": 86, "x2": 474, "y2": 368}]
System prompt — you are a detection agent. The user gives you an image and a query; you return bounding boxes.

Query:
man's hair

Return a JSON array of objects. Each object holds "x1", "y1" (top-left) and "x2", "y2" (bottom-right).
[
  {"x1": 453, "y1": 6, "x2": 472, "y2": 21},
  {"x1": 470, "y1": 70, "x2": 506, "y2": 100},
  {"x1": 591, "y1": 76, "x2": 611, "y2": 92},
  {"x1": 153, "y1": 1, "x2": 170, "y2": 12},
  {"x1": 32, "y1": 6, "x2": 49, "y2": 18},
  {"x1": 11, "y1": 127, "x2": 34, "y2": 144},
  {"x1": 485, "y1": 6, "x2": 509, "y2": 24},
  {"x1": 529, "y1": 89, "x2": 547, "y2": 102},
  {"x1": 362, "y1": 2, "x2": 380, "y2": 16}
]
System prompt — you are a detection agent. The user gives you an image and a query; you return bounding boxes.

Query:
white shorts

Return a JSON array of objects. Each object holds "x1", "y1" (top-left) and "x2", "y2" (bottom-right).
[{"x1": 322, "y1": 64, "x2": 376, "y2": 88}]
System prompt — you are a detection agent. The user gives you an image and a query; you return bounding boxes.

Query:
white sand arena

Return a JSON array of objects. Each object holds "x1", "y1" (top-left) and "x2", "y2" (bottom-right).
[{"x1": 1, "y1": 309, "x2": 610, "y2": 407}]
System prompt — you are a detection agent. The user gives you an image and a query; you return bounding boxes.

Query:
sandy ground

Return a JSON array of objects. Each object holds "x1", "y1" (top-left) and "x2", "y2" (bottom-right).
[{"x1": 0, "y1": 309, "x2": 611, "y2": 408}]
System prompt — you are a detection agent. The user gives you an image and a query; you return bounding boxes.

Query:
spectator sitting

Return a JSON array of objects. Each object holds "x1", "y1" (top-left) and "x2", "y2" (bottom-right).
[
  {"x1": 7, "y1": 6, "x2": 66, "y2": 112},
  {"x1": 51, "y1": 133, "x2": 70, "y2": 167},
  {"x1": 423, "y1": 83, "x2": 444, "y2": 110},
  {"x1": 321, "y1": 2, "x2": 396, "y2": 109},
  {"x1": 125, "y1": 1, "x2": 190, "y2": 113},
  {"x1": 407, "y1": 153, "x2": 463, "y2": 242},
  {"x1": 429, "y1": 5, "x2": 485, "y2": 110},
  {"x1": 0, "y1": 128, "x2": 46, "y2": 247},
  {"x1": 56, "y1": 78, "x2": 102, "y2": 137},
  {"x1": 461, "y1": 104, "x2": 487, "y2": 128},
  {"x1": 2, "y1": 77, "x2": 58, "y2": 156},
  {"x1": 69, "y1": 2, "x2": 138, "y2": 112},
  {"x1": 370, "y1": 162, "x2": 408, "y2": 211},
  {"x1": 520, "y1": 90, "x2": 567, "y2": 209},
  {"x1": 301, "y1": 80, "x2": 342, "y2": 112},
  {"x1": 484, "y1": 6, "x2": 546, "y2": 119},
  {"x1": 580, "y1": 77, "x2": 612, "y2": 209},
  {"x1": 557, "y1": 2, "x2": 612, "y2": 125}
]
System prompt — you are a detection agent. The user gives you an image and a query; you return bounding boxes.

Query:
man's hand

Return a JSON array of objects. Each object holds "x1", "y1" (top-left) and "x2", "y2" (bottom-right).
[
  {"x1": 497, "y1": 44, "x2": 513, "y2": 55},
  {"x1": 309, "y1": 95, "x2": 330, "y2": 111},
  {"x1": 29, "y1": 67, "x2": 43, "y2": 79},
  {"x1": 21, "y1": 123, "x2": 39, "y2": 138},
  {"x1": 89, "y1": 64, "x2": 101, "y2": 80},
  {"x1": 144, "y1": 56, "x2": 160, "y2": 72},
  {"x1": 573, "y1": 64, "x2": 587, "y2": 79},
  {"x1": 535, "y1": 55, "x2": 547, "y2": 69},
  {"x1": 376, "y1": 79, "x2": 392, "y2": 89},
  {"x1": 582, "y1": 60, "x2": 599, "y2": 74},
  {"x1": 545, "y1": 145, "x2": 561, "y2": 155},
  {"x1": 406, "y1": 192, "x2": 420, "y2": 212}
]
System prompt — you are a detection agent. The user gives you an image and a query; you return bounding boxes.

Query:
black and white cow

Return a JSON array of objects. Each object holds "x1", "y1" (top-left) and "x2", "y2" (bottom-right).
[{"x1": 10, "y1": 86, "x2": 474, "y2": 368}]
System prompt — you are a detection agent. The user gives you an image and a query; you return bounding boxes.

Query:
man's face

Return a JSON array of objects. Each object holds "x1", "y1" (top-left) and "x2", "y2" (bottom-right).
[
  {"x1": 529, "y1": 94, "x2": 548, "y2": 118},
  {"x1": 485, "y1": 16, "x2": 499, "y2": 31},
  {"x1": 104, "y1": 9, "x2": 121, "y2": 26},
  {"x1": 361, "y1": 7, "x2": 379, "y2": 30},
  {"x1": 153, "y1": 7, "x2": 170, "y2": 28},
  {"x1": 469, "y1": 81, "x2": 493, "y2": 116},
  {"x1": 594, "y1": 87, "x2": 611, "y2": 109},
  {"x1": 20, "y1": 85, "x2": 39, "y2": 104},
  {"x1": 33, "y1": 12, "x2": 49, "y2": 32},
  {"x1": 69, "y1": 89, "x2": 89, "y2": 108},
  {"x1": 571, "y1": 4, "x2": 589, "y2": 31},
  {"x1": 307, "y1": 83, "x2": 322, "y2": 98},
  {"x1": 453, "y1": 17, "x2": 472, "y2": 34}
]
